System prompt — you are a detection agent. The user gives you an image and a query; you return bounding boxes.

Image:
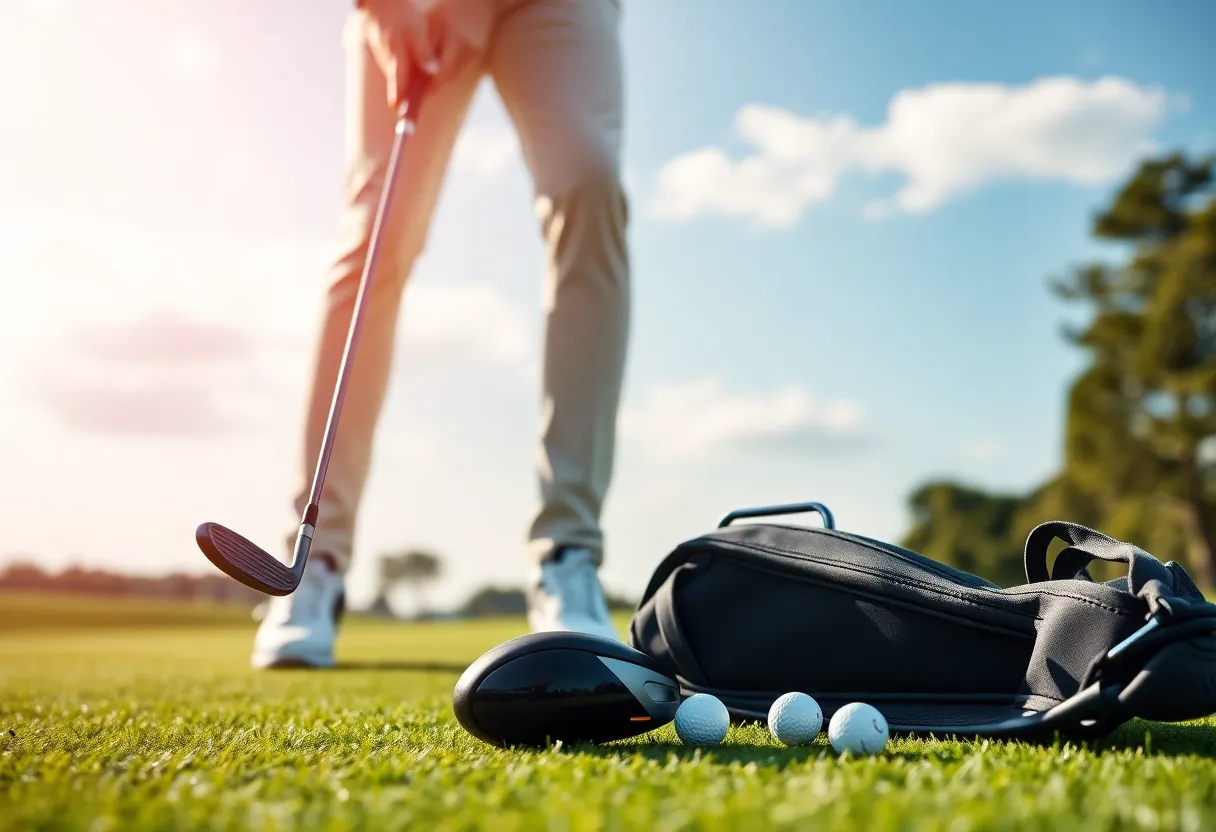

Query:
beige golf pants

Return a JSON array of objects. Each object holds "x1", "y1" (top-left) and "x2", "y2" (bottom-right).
[{"x1": 287, "y1": 0, "x2": 630, "y2": 573}]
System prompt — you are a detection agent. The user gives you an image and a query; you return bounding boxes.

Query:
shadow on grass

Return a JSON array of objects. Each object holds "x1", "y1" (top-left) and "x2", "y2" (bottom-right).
[
  {"x1": 567, "y1": 739, "x2": 935, "y2": 767},
  {"x1": 1097, "y1": 719, "x2": 1216, "y2": 758},
  {"x1": 334, "y1": 660, "x2": 469, "y2": 673},
  {"x1": 878, "y1": 720, "x2": 1216, "y2": 759},
  {"x1": 259, "y1": 660, "x2": 470, "y2": 673},
  {"x1": 554, "y1": 718, "x2": 1216, "y2": 765}
]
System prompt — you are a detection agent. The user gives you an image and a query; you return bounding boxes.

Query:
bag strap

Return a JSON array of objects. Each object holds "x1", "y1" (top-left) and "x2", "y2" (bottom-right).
[
  {"x1": 1024, "y1": 520, "x2": 1216, "y2": 683},
  {"x1": 653, "y1": 563, "x2": 710, "y2": 687},
  {"x1": 1023, "y1": 520, "x2": 1175, "y2": 594}
]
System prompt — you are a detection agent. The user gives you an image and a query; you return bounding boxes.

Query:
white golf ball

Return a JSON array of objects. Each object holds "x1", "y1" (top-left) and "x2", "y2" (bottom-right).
[
  {"x1": 828, "y1": 702, "x2": 889, "y2": 756},
  {"x1": 767, "y1": 692, "x2": 823, "y2": 746},
  {"x1": 674, "y1": 693, "x2": 730, "y2": 746}
]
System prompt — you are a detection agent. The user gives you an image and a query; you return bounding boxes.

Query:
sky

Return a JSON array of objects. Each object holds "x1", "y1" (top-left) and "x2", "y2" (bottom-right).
[{"x1": 1, "y1": 0, "x2": 1214, "y2": 612}]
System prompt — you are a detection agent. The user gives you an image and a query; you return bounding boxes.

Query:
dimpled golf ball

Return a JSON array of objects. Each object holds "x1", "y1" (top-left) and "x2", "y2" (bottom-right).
[
  {"x1": 674, "y1": 693, "x2": 730, "y2": 746},
  {"x1": 828, "y1": 702, "x2": 889, "y2": 756},
  {"x1": 767, "y1": 691, "x2": 823, "y2": 746}
]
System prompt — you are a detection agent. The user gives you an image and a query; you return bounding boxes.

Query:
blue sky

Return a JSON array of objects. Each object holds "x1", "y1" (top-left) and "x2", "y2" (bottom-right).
[{"x1": 1, "y1": 0, "x2": 1213, "y2": 611}]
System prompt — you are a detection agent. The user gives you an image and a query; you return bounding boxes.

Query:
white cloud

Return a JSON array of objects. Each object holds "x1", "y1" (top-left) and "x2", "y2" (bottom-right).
[
  {"x1": 955, "y1": 437, "x2": 1009, "y2": 463},
  {"x1": 22, "y1": 310, "x2": 284, "y2": 435},
  {"x1": 163, "y1": 29, "x2": 221, "y2": 83},
  {"x1": 17, "y1": 0, "x2": 70, "y2": 18},
  {"x1": 620, "y1": 377, "x2": 866, "y2": 462},
  {"x1": 650, "y1": 76, "x2": 1176, "y2": 227},
  {"x1": 0, "y1": 217, "x2": 535, "y2": 434},
  {"x1": 215, "y1": 153, "x2": 259, "y2": 192},
  {"x1": 452, "y1": 125, "x2": 520, "y2": 177},
  {"x1": 0, "y1": 221, "x2": 328, "y2": 434}
]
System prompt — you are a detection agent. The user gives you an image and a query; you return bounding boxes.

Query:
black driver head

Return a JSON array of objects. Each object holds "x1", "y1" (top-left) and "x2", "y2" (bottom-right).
[
  {"x1": 195, "y1": 522, "x2": 300, "y2": 596},
  {"x1": 453, "y1": 631, "x2": 682, "y2": 748}
]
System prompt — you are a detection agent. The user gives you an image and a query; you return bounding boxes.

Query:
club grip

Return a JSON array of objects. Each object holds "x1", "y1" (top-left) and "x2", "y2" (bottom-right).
[{"x1": 399, "y1": 69, "x2": 432, "y2": 124}]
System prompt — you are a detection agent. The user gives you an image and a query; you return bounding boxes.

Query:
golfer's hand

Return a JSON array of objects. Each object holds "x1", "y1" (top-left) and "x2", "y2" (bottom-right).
[
  {"x1": 427, "y1": 0, "x2": 482, "y2": 77},
  {"x1": 362, "y1": 0, "x2": 439, "y2": 108}
]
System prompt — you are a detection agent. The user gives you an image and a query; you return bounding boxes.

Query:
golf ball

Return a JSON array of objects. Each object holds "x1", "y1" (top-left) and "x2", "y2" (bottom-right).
[
  {"x1": 674, "y1": 693, "x2": 730, "y2": 746},
  {"x1": 828, "y1": 702, "x2": 889, "y2": 755},
  {"x1": 767, "y1": 691, "x2": 823, "y2": 746}
]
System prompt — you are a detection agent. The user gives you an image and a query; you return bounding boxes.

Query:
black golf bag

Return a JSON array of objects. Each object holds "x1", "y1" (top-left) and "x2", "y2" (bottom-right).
[{"x1": 629, "y1": 502, "x2": 1216, "y2": 739}]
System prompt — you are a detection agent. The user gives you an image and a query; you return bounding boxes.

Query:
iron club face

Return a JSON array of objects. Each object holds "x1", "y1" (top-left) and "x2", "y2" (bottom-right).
[
  {"x1": 195, "y1": 521, "x2": 312, "y2": 596},
  {"x1": 453, "y1": 632, "x2": 682, "y2": 748}
]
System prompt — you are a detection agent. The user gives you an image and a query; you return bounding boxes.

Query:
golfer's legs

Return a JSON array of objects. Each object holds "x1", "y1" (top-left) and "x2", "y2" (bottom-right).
[
  {"x1": 490, "y1": 0, "x2": 630, "y2": 566},
  {"x1": 288, "y1": 12, "x2": 482, "y2": 572}
]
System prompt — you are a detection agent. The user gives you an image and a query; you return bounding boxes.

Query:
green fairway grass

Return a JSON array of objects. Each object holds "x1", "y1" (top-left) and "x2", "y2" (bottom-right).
[
  {"x1": 3, "y1": 594, "x2": 1216, "y2": 830},
  {"x1": 0, "y1": 592, "x2": 255, "y2": 632}
]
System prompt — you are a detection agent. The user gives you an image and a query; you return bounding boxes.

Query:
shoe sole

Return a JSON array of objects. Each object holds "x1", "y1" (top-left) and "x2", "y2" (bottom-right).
[
  {"x1": 251, "y1": 649, "x2": 335, "y2": 670},
  {"x1": 256, "y1": 658, "x2": 334, "y2": 670}
]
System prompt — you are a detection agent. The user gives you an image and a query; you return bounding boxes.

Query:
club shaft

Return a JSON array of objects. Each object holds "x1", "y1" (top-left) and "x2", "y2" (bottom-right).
[{"x1": 306, "y1": 91, "x2": 425, "y2": 513}]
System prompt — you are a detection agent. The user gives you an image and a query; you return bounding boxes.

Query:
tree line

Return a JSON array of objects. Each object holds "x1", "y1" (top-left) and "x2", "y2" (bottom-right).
[
  {"x1": 0, "y1": 551, "x2": 635, "y2": 617},
  {"x1": 0, "y1": 561, "x2": 266, "y2": 605}
]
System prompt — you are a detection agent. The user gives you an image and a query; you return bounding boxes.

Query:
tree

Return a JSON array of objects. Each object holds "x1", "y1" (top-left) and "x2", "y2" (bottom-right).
[
  {"x1": 378, "y1": 549, "x2": 444, "y2": 618},
  {"x1": 1050, "y1": 152, "x2": 1216, "y2": 585},
  {"x1": 460, "y1": 586, "x2": 528, "y2": 617},
  {"x1": 898, "y1": 152, "x2": 1216, "y2": 589},
  {"x1": 901, "y1": 481, "x2": 1028, "y2": 587}
]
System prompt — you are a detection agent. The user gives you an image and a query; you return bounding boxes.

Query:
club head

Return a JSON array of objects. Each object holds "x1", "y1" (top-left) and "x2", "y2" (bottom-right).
[
  {"x1": 195, "y1": 522, "x2": 301, "y2": 596},
  {"x1": 453, "y1": 631, "x2": 681, "y2": 748}
]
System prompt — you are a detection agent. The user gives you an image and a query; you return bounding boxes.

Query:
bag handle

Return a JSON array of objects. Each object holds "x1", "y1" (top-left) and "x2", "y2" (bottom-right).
[
  {"x1": 1023, "y1": 520, "x2": 1174, "y2": 593},
  {"x1": 718, "y1": 501, "x2": 836, "y2": 529}
]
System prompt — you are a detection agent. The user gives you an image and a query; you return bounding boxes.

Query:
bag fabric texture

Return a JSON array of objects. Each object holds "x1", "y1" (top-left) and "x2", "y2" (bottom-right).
[{"x1": 629, "y1": 510, "x2": 1216, "y2": 739}]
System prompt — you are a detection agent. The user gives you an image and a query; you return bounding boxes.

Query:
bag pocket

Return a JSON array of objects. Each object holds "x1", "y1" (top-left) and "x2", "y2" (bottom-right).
[{"x1": 632, "y1": 550, "x2": 1035, "y2": 698}]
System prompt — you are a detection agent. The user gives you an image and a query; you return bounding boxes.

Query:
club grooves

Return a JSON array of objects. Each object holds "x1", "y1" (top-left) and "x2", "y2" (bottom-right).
[{"x1": 196, "y1": 523, "x2": 295, "y2": 594}]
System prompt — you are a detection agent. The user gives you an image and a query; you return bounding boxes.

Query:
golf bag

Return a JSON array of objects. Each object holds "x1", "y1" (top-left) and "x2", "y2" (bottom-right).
[{"x1": 629, "y1": 502, "x2": 1216, "y2": 739}]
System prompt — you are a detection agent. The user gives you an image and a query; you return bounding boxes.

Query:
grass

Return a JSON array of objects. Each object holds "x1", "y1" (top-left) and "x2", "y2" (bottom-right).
[
  {"x1": 0, "y1": 592, "x2": 254, "y2": 631},
  {"x1": 4, "y1": 595, "x2": 1216, "y2": 830}
]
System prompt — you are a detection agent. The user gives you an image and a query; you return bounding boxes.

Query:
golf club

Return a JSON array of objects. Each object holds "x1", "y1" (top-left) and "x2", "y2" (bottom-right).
[
  {"x1": 453, "y1": 632, "x2": 682, "y2": 748},
  {"x1": 195, "y1": 73, "x2": 431, "y2": 596}
]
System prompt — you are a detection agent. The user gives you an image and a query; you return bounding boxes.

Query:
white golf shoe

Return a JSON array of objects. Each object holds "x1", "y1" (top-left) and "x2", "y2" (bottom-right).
[
  {"x1": 527, "y1": 547, "x2": 620, "y2": 642},
  {"x1": 250, "y1": 558, "x2": 345, "y2": 669}
]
